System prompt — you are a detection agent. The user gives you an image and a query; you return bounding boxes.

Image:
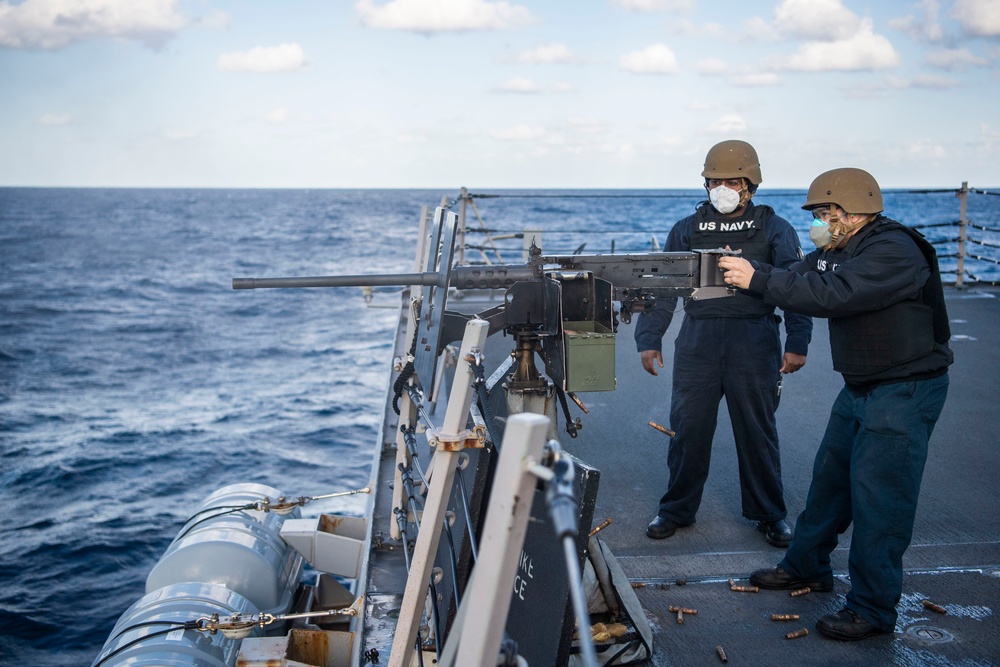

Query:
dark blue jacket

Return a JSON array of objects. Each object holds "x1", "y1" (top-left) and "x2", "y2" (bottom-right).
[{"x1": 745, "y1": 216, "x2": 952, "y2": 387}]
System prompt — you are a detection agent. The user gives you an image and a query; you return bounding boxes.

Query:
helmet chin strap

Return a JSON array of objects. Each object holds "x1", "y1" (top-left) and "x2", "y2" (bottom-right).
[
  {"x1": 825, "y1": 209, "x2": 870, "y2": 251},
  {"x1": 738, "y1": 186, "x2": 752, "y2": 209}
]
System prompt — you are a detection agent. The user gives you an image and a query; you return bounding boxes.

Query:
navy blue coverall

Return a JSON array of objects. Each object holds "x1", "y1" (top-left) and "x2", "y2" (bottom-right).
[{"x1": 634, "y1": 202, "x2": 812, "y2": 525}]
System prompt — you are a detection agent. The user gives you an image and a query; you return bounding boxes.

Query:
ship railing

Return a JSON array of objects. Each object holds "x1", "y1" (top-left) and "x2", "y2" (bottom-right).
[
  {"x1": 910, "y1": 183, "x2": 1000, "y2": 288},
  {"x1": 443, "y1": 183, "x2": 1000, "y2": 289}
]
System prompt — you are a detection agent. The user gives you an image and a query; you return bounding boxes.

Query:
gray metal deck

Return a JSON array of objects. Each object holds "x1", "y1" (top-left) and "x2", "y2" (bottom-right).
[
  {"x1": 361, "y1": 285, "x2": 999, "y2": 666},
  {"x1": 565, "y1": 286, "x2": 1000, "y2": 666}
]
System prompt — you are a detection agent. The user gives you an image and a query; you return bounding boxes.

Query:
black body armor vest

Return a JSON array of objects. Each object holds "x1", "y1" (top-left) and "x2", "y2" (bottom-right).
[
  {"x1": 828, "y1": 218, "x2": 952, "y2": 383},
  {"x1": 686, "y1": 203, "x2": 775, "y2": 319}
]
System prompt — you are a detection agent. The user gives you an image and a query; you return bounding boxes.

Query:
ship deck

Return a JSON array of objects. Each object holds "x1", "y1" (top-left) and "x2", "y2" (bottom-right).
[
  {"x1": 363, "y1": 284, "x2": 999, "y2": 667},
  {"x1": 565, "y1": 285, "x2": 1000, "y2": 666}
]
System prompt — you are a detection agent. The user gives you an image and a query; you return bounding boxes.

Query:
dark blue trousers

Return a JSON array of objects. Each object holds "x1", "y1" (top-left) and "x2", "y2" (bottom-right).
[
  {"x1": 780, "y1": 375, "x2": 949, "y2": 631},
  {"x1": 658, "y1": 315, "x2": 785, "y2": 524}
]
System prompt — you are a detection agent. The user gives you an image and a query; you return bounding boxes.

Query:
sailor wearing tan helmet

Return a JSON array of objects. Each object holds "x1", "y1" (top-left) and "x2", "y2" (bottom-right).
[
  {"x1": 719, "y1": 167, "x2": 953, "y2": 641},
  {"x1": 635, "y1": 140, "x2": 812, "y2": 548}
]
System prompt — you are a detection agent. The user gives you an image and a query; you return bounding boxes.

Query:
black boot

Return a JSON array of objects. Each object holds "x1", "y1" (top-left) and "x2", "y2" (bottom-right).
[
  {"x1": 749, "y1": 565, "x2": 833, "y2": 592},
  {"x1": 756, "y1": 519, "x2": 793, "y2": 547},
  {"x1": 646, "y1": 516, "x2": 679, "y2": 539},
  {"x1": 816, "y1": 608, "x2": 887, "y2": 641}
]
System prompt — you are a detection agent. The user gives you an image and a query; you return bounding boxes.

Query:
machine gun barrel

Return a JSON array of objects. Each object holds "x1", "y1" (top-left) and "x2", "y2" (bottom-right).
[
  {"x1": 232, "y1": 272, "x2": 447, "y2": 290},
  {"x1": 233, "y1": 265, "x2": 539, "y2": 291}
]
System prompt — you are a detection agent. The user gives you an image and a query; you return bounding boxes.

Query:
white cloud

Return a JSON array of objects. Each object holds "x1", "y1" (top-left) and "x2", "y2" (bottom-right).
[
  {"x1": 493, "y1": 76, "x2": 542, "y2": 93},
  {"x1": 768, "y1": 18, "x2": 900, "y2": 71},
  {"x1": 911, "y1": 74, "x2": 961, "y2": 89},
  {"x1": 194, "y1": 10, "x2": 230, "y2": 30},
  {"x1": 950, "y1": 0, "x2": 1000, "y2": 37},
  {"x1": 217, "y1": 44, "x2": 309, "y2": 73},
  {"x1": 731, "y1": 72, "x2": 782, "y2": 86},
  {"x1": 666, "y1": 18, "x2": 726, "y2": 39},
  {"x1": 601, "y1": 141, "x2": 636, "y2": 160},
  {"x1": 706, "y1": 114, "x2": 748, "y2": 134},
  {"x1": 266, "y1": 108, "x2": 289, "y2": 123},
  {"x1": 0, "y1": 0, "x2": 187, "y2": 50},
  {"x1": 491, "y1": 124, "x2": 546, "y2": 140},
  {"x1": 619, "y1": 43, "x2": 678, "y2": 75},
  {"x1": 493, "y1": 77, "x2": 575, "y2": 93},
  {"x1": 694, "y1": 58, "x2": 782, "y2": 85},
  {"x1": 866, "y1": 71, "x2": 958, "y2": 92},
  {"x1": 925, "y1": 47, "x2": 987, "y2": 70},
  {"x1": 741, "y1": 16, "x2": 779, "y2": 41},
  {"x1": 568, "y1": 117, "x2": 606, "y2": 134},
  {"x1": 395, "y1": 133, "x2": 428, "y2": 144},
  {"x1": 980, "y1": 123, "x2": 1000, "y2": 142},
  {"x1": 891, "y1": 139, "x2": 947, "y2": 161},
  {"x1": 355, "y1": 0, "x2": 535, "y2": 33},
  {"x1": 511, "y1": 42, "x2": 573, "y2": 64},
  {"x1": 772, "y1": 0, "x2": 861, "y2": 41},
  {"x1": 889, "y1": 0, "x2": 945, "y2": 42},
  {"x1": 882, "y1": 75, "x2": 911, "y2": 90},
  {"x1": 165, "y1": 129, "x2": 195, "y2": 140},
  {"x1": 39, "y1": 113, "x2": 71, "y2": 125},
  {"x1": 610, "y1": 0, "x2": 694, "y2": 12},
  {"x1": 695, "y1": 58, "x2": 728, "y2": 75},
  {"x1": 542, "y1": 133, "x2": 567, "y2": 146}
]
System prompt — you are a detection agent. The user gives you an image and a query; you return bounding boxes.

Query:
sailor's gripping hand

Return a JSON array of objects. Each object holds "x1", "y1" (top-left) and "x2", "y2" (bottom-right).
[{"x1": 718, "y1": 256, "x2": 754, "y2": 290}]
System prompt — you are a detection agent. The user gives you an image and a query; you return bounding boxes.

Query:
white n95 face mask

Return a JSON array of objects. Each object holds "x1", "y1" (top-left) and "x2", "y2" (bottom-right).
[{"x1": 709, "y1": 185, "x2": 742, "y2": 214}]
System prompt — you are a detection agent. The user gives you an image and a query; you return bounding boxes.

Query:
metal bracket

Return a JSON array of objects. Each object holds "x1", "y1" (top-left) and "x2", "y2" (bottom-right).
[{"x1": 427, "y1": 424, "x2": 487, "y2": 451}]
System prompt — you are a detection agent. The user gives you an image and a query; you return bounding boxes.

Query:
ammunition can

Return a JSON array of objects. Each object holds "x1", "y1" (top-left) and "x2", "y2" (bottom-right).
[{"x1": 563, "y1": 321, "x2": 616, "y2": 392}]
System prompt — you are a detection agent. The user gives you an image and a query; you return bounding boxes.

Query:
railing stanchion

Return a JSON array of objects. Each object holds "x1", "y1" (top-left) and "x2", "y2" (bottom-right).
[{"x1": 956, "y1": 181, "x2": 969, "y2": 290}]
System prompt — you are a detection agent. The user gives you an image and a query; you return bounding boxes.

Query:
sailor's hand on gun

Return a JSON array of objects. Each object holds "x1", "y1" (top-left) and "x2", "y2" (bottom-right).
[
  {"x1": 640, "y1": 350, "x2": 664, "y2": 376},
  {"x1": 718, "y1": 255, "x2": 754, "y2": 290}
]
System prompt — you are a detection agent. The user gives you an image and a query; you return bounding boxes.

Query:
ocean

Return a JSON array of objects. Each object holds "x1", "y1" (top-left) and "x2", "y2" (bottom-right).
[{"x1": 1, "y1": 186, "x2": 998, "y2": 666}]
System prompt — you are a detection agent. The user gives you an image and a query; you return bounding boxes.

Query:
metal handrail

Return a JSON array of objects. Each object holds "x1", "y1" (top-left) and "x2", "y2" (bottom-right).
[{"x1": 447, "y1": 183, "x2": 1000, "y2": 287}]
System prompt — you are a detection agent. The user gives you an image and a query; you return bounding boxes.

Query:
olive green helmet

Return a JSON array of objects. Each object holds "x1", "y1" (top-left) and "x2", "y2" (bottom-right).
[
  {"x1": 701, "y1": 140, "x2": 762, "y2": 185},
  {"x1": 803, "y1": 167, "x2": 883, "y2": 214}
]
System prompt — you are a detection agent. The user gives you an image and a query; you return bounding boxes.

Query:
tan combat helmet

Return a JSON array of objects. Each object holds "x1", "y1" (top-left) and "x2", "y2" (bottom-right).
[
  {"x1": 701, "y1": 140, "x2": 763, "y2": 186},
  {"x1": 803, "y1": 167, "x2": 884, "y2": 214}
]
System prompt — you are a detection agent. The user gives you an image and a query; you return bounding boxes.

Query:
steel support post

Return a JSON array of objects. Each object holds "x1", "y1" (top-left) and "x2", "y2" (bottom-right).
[
  {"x1": 388, "y1": 318, "x2": 489, "y2": 667},
  {"x1": 438, "y1": 412, "x2": 550, "y2": 667}
]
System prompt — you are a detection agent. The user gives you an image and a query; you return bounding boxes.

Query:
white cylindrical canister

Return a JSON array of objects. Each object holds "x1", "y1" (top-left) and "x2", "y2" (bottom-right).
[{"x1": 145, "y1": 483, "x2": 304, "y2": 617}]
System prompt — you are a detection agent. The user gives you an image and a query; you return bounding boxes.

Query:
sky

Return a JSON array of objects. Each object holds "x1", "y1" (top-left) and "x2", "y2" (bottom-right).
[{"x1": 1, "y1": 0, "x2": 999, "y2": 189}]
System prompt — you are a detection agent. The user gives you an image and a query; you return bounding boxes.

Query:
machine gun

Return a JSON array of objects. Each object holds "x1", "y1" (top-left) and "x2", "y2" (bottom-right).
[{"x1": 234, "y1": 207, "x2": 738, "y2": 436}]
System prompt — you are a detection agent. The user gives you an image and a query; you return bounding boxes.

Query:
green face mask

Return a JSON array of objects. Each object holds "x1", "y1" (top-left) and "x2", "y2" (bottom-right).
[{"x1": 809, "y1": 218, "x2": 833, "y2": 249}]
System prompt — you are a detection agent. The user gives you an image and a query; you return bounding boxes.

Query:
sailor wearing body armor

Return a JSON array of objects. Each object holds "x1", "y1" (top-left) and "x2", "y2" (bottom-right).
[
  {"x1": 635, "y1": 140, "x2": 812, "y2": 548},
  {"x1": 718, "y1": 167, "x2": 953, "y2": 641}
]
